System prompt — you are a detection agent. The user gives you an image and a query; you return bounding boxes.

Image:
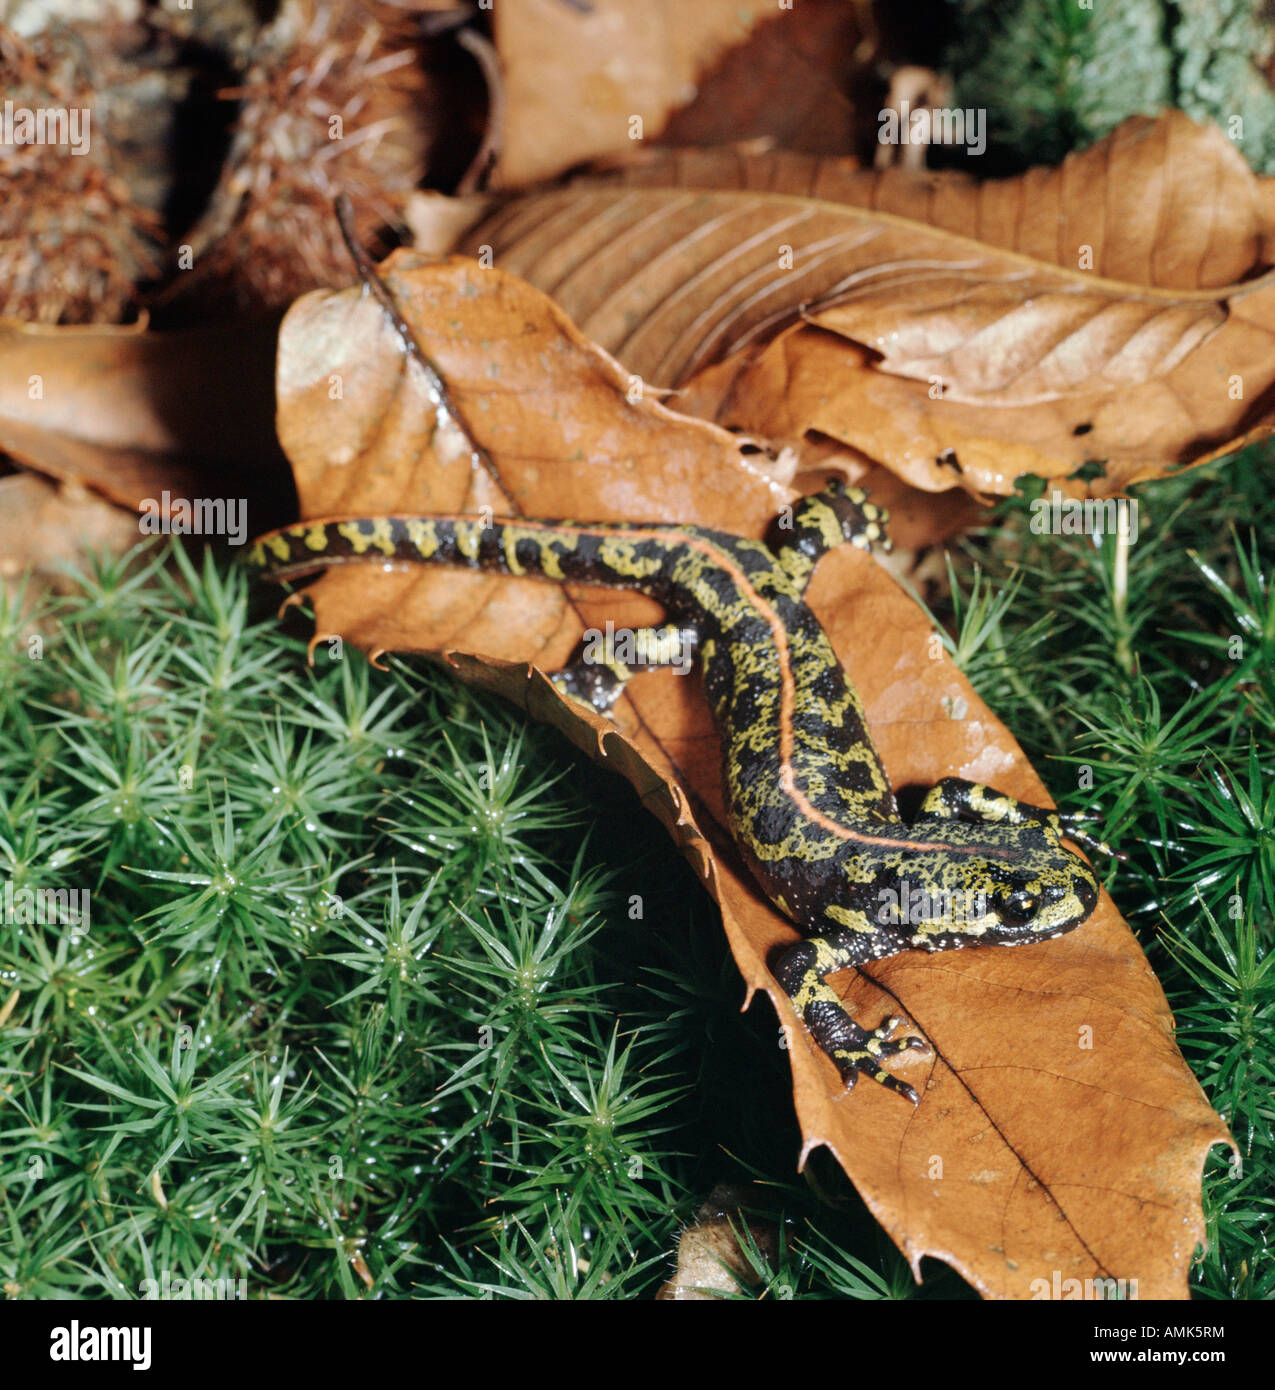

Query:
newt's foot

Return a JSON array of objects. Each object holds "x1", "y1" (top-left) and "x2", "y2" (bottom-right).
[
  {"x1": 550, "y1": 663, "x2": 624, "y2": 716},
  {"x1": 829, "y1": 1016, "x2": 928, "y2": 1104},
  {"x1": 775, "y1": 934, "x2": 929, "y2": 1104},
  {"x1": 1054, "y1": 813, "x2": 1126, "y2": 861}
]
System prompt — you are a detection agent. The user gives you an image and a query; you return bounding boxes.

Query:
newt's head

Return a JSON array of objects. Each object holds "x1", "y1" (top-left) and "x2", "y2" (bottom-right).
[
  {"x1": 987, "y1": 854, "x2": 1100, "y2": 941},
  {"x1": 891, "y1": 825, "x2": 1101, "y2": 952},
  {"x1": 773, "y1": 480, "x2": 892, "y2": 591},
  {"x1": 807, "y1": 477, "x2": 892, "y2": 554}
]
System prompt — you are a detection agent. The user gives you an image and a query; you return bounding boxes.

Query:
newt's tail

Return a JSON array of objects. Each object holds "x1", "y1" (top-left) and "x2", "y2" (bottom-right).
[{"x1": 243, "y1": 515, "x2": 681, "y2": 593}]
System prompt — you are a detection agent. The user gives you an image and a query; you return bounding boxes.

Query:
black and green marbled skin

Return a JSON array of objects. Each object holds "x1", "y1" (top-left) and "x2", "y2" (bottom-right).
[{"x1": 246, "y1": 483, "x2": 1100, "y2": 1103}]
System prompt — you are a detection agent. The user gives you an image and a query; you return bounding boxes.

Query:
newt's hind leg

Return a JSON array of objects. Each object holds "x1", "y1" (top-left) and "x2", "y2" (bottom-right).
[
  {"x1": 550, "y1": 623, "x2": 697, "y2": 715},
  {"x1": 773, "y1": 933, "x2": 928, "y2": 1103},
  {"x1": 773, "y1": 478, "x2": 891, "y2": 595}
]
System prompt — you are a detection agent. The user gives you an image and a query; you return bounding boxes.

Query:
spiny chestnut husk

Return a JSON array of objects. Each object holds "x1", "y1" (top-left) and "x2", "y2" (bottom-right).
[
  {"x1": 182, "y1": 0, "x2": 434, "y2": 309},
  {"x1": 0, "y1": 26, "x2": 161, "y2": 324}
]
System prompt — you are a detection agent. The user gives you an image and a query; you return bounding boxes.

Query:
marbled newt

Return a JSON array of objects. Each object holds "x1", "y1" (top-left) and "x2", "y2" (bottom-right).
[{"x1": 246, "y1": 483, "x2": 1102, "y2": 1103}]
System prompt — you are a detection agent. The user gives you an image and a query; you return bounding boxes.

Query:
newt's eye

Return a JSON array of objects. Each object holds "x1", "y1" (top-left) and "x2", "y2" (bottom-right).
[{"x1": 998, "y1": 889, "x2": 1039, "y2": 927}]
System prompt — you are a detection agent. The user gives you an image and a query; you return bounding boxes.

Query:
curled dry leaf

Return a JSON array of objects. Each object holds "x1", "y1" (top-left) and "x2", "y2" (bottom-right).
[
  {"x1": 271, "y1": 251, "x2": 1231, "y2": 1299},
  {"x1": 428, "y1": 111, "x2": 1275, "y2": 500},
  {"x1": 581, "y1": 111, "x2": 1272, "y2": 291}
]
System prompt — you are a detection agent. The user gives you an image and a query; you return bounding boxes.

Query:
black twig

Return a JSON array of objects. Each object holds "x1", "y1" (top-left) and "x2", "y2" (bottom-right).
[{"x1": 332, "y1": 193, "x2": 512, "y2": 500}]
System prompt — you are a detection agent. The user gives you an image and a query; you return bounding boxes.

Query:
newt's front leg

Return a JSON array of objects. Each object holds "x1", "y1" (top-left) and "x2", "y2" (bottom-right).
[
  {"x1": 773, "y1": 933, "x2": 928, "y2": 1104},
  {"x1": 917, "y1": 777, "x2": 1120, "y2": 858},
  {"x1": 551, "y1": 623, "x2": 697, "y2": 714}
]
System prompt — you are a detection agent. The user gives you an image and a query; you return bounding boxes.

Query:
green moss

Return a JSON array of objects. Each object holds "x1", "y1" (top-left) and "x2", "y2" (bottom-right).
[
  {"x1": 1, "y1": 443, "x2": 1271, "y2": 1298},
  {"x1": 945, "y1": 0, "x2": 1275, "y2": 172}
]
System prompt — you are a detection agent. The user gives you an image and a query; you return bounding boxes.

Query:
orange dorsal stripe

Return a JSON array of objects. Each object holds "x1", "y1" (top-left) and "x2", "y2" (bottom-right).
[{"x1": 255, "y1": 514, "x2": 1008, "y2": 859}]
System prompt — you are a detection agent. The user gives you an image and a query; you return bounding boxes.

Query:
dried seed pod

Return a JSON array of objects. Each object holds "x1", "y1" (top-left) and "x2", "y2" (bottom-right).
[
  {"x1": 181, "y1": 0, "x2": 434, "y2": 309},
  {"x1": 657, "y1": 1185, "x2": 782, "y2": 1300},
  {"x1": 0, "y1": 25, "x2": 161, "y2": 324}
]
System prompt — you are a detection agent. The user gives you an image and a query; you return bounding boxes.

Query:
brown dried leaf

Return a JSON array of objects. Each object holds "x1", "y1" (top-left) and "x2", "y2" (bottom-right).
[
  {"x1": 490, "y1": 0, "x2": 784, "y2": 188},
  {"x1": 0, "y1": 472, "x2": 140, "y2": 601},
  {"x1": 271, "y1": 252, "x2": 1231, "y2": 1298},
  {"x1": 445, "y1": 112, "x2": 1275, "y2": 499},
  {"x1": 0, "y1": 315, "x2": 290, "y2": 519},
  {"x1": 648, "y1": 0, "x2": 876, "y2": 160},
  {"x1": 582, "y1": 112, "x2": 1272, "y2": 291}
]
